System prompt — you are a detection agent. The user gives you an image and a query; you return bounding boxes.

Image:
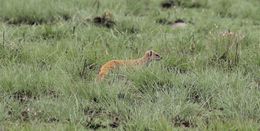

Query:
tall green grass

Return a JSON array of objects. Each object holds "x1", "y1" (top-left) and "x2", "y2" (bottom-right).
[{"x1": 0, "y1": 0, "x2": 260, "y2": 130}]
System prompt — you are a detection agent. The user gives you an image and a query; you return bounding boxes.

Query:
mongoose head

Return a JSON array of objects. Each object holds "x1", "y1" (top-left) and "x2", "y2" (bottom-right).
[
  {"x1": 144, "y1": 50, "x2": 162, "y2": 62},
  {"x1": 102, "y1": 11, "x2": 113, "y2": 20}
]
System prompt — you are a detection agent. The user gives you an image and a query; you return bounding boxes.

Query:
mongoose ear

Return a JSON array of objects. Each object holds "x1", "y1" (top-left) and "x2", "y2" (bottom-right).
[{"x1": 148, "y1": 50, "x2": 153, "y2": 57}]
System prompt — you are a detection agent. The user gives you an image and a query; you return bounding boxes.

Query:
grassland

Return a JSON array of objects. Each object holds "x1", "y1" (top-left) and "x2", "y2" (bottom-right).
[{"x1": 0, "y1": 0, "x2": 260, "y2": 130}]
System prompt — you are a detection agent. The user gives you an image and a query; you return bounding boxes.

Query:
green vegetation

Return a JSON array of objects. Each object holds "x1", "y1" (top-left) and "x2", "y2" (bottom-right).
[{"x1": 0, "y1": 0, "x2": 260, "y2": 130}]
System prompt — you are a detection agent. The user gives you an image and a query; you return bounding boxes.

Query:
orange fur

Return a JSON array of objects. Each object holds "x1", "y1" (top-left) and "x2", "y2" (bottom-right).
[{"x1": 97, "y1": 50, "x2": 162, "y2": 81}]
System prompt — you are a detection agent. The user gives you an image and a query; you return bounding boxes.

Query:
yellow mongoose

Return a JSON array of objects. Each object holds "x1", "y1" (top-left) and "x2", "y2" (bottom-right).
[
  {"x1": 219, "y1": 30, "x2": 235, "y2": 37},
  {"x1": 97, "y1": 50, "x2": 162, "y2": 81}
]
